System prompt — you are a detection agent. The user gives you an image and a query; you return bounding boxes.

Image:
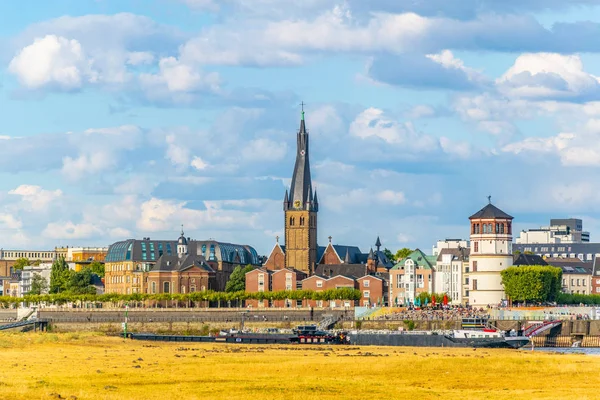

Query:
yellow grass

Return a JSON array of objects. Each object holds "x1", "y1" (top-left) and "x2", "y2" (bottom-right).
[{"x1": 0, "y1": 332, "x2": 598, "y2": 400}]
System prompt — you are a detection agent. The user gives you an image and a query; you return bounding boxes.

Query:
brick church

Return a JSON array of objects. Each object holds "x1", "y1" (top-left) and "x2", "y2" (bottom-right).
[{"x1": 256, "y1": 108, "x2": 393, "y2": 307}]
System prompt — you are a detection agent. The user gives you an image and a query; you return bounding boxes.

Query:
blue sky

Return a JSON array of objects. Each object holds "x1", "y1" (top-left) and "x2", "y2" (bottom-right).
[{"x1": 3, "y1": 0, "x2": 600, "y2": 256}]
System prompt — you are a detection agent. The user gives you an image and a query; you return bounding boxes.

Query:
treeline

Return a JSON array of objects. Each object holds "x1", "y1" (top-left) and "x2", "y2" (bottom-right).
[
  {"x1": 501, "y1": 266, "x2": 562, "y2": 303},
  {"x1": 0, "y1": 288, "x2": 362, "y2": 308},
  {"x1": 556, "y1": 293, "x2": 600, "y2": 305}
]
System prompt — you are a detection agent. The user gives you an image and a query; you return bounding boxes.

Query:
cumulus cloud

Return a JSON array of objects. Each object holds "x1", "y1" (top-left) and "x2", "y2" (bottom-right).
[
  {"x1": 8, "y1": 35, "x2": 90, "y2": 90},
  {"x1": 42, "y1": 221, "x2": 103, "y2": 239},
  {"x1": 8, "y1": 185, "x2": 63, "y2": 211},
  {"x1": 497, "y1": 53, "x2": 600, "y2": 100}
]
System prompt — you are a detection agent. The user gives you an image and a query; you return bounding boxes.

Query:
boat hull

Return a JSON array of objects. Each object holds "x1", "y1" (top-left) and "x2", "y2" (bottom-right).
[{"x1": 348, "y1": 333, "x2": 529, "y2": 349}]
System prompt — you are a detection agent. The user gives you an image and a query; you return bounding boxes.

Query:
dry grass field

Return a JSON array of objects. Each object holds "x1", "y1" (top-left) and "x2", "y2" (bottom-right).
[{"x1": 0, "y1": 332, "x2": 598, "y2": 400}]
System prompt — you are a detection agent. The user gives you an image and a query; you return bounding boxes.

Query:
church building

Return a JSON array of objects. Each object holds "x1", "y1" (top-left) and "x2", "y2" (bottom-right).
[{"x1": 262, "y1": 108, "x2": 393, "y2": 301}]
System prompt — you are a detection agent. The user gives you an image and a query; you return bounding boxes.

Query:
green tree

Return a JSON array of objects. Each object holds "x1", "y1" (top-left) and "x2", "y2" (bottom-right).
[
  {"x1": 49, "y1": 256, "x2": 70, "y2": 293},
  {"x1": 225, "y1": 265, "x2": 254, "y2": 292},
  {"x1": 395, "y1": 248, "x2": 413, "y2": 262},
  {"x1": 29, "y1": 273, "x2": 49, "y2": 295},
  {"x1": 501, "y1": 265, "x2": 562, "y2": 303},
  {"x1": 65, "y1": 269, "x2": 97, "y2": 295},
  {"x1": 85, "y1": 261, "x2": 105, "y2": 278},
  {"x1": 13, "y1": 257, "x2": 30, "y2": 270},
  {"x1": 383, "y1": 248, "x2": 395, "y2": 262}
]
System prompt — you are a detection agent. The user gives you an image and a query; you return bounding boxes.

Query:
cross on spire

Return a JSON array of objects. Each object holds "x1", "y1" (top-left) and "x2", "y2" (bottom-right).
[
  {"x1": 300, "y1": 101, "x2": 306, "y2": 121},
  {"x1": 180, "y1": 224, "x2": 184, "y2": 235},
  {"x1": 487, "y1": 195, "x2": 492, "y2": 204}
]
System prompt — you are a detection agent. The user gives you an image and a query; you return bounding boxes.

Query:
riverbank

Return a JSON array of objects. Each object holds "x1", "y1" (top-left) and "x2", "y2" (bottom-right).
[{"x1": 0, "y1": 332, "x2": 598, "y2": 399}]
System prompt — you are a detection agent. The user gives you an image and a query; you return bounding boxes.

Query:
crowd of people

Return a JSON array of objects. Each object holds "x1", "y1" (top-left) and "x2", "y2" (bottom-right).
[{"x1": 374, "y1": 305, "x2": 490, "y2": 321}]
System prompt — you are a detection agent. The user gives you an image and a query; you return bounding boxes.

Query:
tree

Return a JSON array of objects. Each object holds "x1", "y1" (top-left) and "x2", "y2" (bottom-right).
[
  {"x1": 383, "y1": 248, "x2": 395, "y2": 263},
  {"x1": 65, "y1": 269, "x2": 97, "y2": 295},
  {"x1": 29, "y1": 273, "x2": 48, "y2": 295},
  {"x1": 49, "y1": 256, "x2": 70, "y2": 293},
  {"x1": 13, "y1": 257, "x2": 30, "y2": 270},
  {"x1": 501, "y1": 265, "x2": 562, "y2": 303},
  {"x1": 225, "y1": 265, "x2": 255, "y2": 292},
  {"x1": 395, "y1": 248, "x2": 413, "y2": 261},
  {"x1": 32, "y1": 259, "x2": 42, "y2": 266},
  {"x1": 85, "y1": 261, "x2": 105, "y2": 278}
]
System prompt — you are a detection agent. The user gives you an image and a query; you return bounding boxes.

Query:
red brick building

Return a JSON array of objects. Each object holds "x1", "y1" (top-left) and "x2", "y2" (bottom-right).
[{"x1": 357, "y1": 275, "x2": 385, "y2": 307}]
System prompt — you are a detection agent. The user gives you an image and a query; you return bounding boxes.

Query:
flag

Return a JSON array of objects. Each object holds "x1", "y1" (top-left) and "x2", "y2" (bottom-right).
[
  {"x1": 432, "y1": 295, "x2": 436, "y2": 306},
  {"x1": 443, "y1": 294, "x2": 448, "y2": 305}
]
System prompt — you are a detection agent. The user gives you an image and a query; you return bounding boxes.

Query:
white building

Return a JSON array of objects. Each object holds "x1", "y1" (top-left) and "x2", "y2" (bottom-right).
[
  {"x1": 468, "y1": 199, "x2": 514, "y2": 307},
  {"x1": 434, "y1": 247, "x2": 469, "y2": 305},
  {"x1": 20, "y1": 264, "x2": 53, "y2": 296},
  {"x1": 516, "y1": 218, "x2": 589, "y2": 244},
  {"x1": 432, "y1": 239, "x2": 469, "y2": 256}
]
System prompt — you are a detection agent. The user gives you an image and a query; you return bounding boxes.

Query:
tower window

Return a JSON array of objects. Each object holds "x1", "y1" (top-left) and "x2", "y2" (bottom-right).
[{"x1": 300, "y1": 217, "x2": 305, "y2": 226}]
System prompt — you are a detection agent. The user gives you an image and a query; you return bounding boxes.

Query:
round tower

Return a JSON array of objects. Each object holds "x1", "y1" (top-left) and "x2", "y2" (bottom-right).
[{"x1": 468, "y1": 197, "x2": 513, "y2": 307}]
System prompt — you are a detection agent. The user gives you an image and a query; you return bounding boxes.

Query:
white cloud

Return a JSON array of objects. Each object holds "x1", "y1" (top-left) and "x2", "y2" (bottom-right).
[
  {"x1": 349, "y1": 107, "x2": 438, "y2": 150},
  {"x1": 165, "y1": 133, "x2": 190, "y2": 167},
  {"x1": 62, "y1": 152, "x2": 117, "y2": 181},
  {"x1": 0, "y1": 213, "x2": 23, "y2": 230},
  {"x1": 137, "y1": 197, "x2": 258, "y2": 232},
  {"x1": 42, "y1": 221, "x2": 103, "y2": 239},
  {"x1": 127, "y1": 51, "x2": 154, "y2": 65},
  {"x1": 376, "y1": 190, "x2": 406, "y2": 205},
  {"x1": 139, "y1": 56, "x2": 221, "y2": 94},
  {"x1": 8, "y1": 185, "x2": 63, "y2": 211},
  {"x1": 8, "y1": 35, "x2": 90, "y2": 90},
  {"x1": 243, "y1": 138, "x2": 287, "y2": 161},
  {"x1": 497, "y1": 53, "x2": 600, "y2": 100},
  {"x1": 191, "y1": 156, "x2": 209, "y2": 170}
]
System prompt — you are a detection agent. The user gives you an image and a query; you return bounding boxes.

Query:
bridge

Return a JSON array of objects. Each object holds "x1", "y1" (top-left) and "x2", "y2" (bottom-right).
[
  {"x1": 523, "y1": 320, "x2": 563, "y2": 337},
  {"x1": 0, "y1": 319, "x2": 49, "y2": 332}
]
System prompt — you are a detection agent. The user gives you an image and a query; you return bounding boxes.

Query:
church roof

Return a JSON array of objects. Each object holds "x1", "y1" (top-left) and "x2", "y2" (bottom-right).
[
  {"x1": 285, "y1": 111, "x2": 316, "y2": 212},
  {"x1": 469, "y1": 203, "x2": 513, "y2": 220}
]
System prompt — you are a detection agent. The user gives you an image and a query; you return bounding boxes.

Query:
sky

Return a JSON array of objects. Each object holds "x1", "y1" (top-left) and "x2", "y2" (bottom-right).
[{"x1": 3, "y1": 0, "x2": 600, "y2": 256}]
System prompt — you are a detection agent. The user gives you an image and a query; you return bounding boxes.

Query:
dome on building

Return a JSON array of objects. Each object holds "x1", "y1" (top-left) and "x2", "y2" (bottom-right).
[{"x1": 178, "y1": 229, "x2": 188, "y2": 246}]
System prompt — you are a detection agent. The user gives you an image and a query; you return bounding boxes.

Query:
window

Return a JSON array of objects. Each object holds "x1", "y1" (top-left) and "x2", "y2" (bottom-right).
[
  {"x1": 465, "y1": 278, "x2": 469, "y2": 284},
  {"x1": 472, "y1": 261, "x2": 478, "y2": 272},
  {"x1": 363, "y1": 290, "x2": 370, "y2": 298},
  {"x1": 596, "y1": 287, "x2": 600, "y2": 293},
  {"x1": 316, "y1": 280, "x2": 323, "y2": 288},
  {"x1": 364, "y1": 280, "x2": 370, "y2": 287},
  {"x1": 151, "y1": 282, "x2": 156, "y2": 294},
  {"x1": 190, "y1": 286, "x2": 196, "y2": 292},
  {"x1": 571, "y1": 279, "x2": 575, "y2": 286},
  {"x1": 583, "y1": 279, "x2": 586, "y2": 286},
  {"x1": 181, "y1": 285, "x2": 186, "y2": 294},
  {"x1": 563, "y1": 278, "x2": 566, "y2": 286},
  {"x1": 473, "y1": 279, "x2": 478, "y2": 290},
  {"x1": 474, "y1": 242, "x2": 479, "y2": 252},
  {"x1": 163, "y1": 282, "x2": 170, "y2": 293}
]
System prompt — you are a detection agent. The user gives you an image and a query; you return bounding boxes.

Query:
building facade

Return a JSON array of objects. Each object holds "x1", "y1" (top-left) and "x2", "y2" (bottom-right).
[
  {"x1": 105, "y1": 233, "x2": 260, "y2": 294},
  {"x1": 434, "y1": 247, "x2": 469, "y2": 305},
  {"x1": 468, "y1": 200, "x2": 514, "y2": 307},
  {"x1": 515, "y1": 218, "x2": 589, "y2": 244},
  {"x1": 389, "y1": 249, "x2": 435, "y2": 306}
]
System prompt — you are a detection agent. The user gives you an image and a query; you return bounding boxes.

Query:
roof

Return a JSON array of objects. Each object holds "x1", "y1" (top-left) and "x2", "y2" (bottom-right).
[
  {"x1": 469, "y1": 203, "x2": 513, "y2": 220},
  {"x1": 106, "y1": 239, "x2": 260, "y2": 265},
  {"x1": 436, "y1": 247, "x2": 470, "y2": 262},
  {"x1": 317, "y1": 244, "x2": 365, "y2": 264},
  {"x1": 315, "y1": 263, "x2": 368, "y2": 279},
  {"x1": 556, "y1": 265, "x2": 592, "y2": 275},
  {"x1": 151, "y1": 254, "x2": 215, "y2": 273},
  {"x1": 513, "y1": 253, "x2": 548, "y2": 266},
  {"x1": 392, "y1": 249, "x2": 436, "y2": 270},
  {"x1": 544, "y1": 257, "x2": 592, "y2": 274},
  {"x1": 284, "y1": 114, "x2": 317, "y2": 212}
]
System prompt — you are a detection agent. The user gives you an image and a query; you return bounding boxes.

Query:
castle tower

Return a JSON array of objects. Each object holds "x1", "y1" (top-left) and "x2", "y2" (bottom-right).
[
  {"x1": 283, "y1": 106, "x2": 318, "y2": 274},
  {"x1": 468, "y1": 197, "x2": 513, "y2": 306}
]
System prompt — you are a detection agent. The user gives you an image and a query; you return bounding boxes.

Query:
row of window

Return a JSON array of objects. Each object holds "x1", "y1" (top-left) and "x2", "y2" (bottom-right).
[
  {"x1": 288, "y1": 216, "x2": 316, "y2": 227},
  {"x1": 472, "y1": 222, "x2": 512, "y2": 235},
  {"x1": 1, "y1": 252, "x2": 54, "y2": 259},
  {"x1": 564, "y1": 278, "x2": 587, "y2": 287},
  {"x1": 149, "y1": 281, "x2": 206, "y2": 294}
]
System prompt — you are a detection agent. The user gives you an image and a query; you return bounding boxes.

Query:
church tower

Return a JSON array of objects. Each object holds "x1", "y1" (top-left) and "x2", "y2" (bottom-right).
[{"x1": 283, "y1": 107, "x2": 318, "y2": 274}]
